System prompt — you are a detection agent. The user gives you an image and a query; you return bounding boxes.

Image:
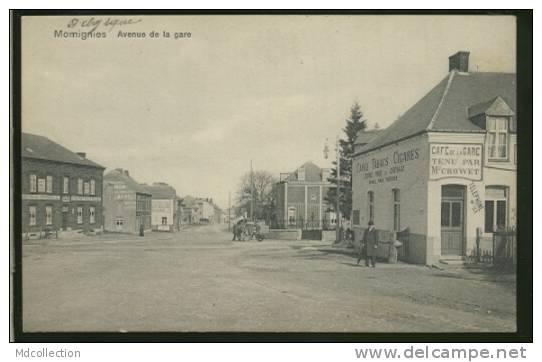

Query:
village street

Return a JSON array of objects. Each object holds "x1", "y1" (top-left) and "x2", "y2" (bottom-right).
[{"x1": 22, "y1": 224, "x2": 516, "y2": 333}]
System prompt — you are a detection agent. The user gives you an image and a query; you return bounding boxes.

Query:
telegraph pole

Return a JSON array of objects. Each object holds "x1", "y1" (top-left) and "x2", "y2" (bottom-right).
[
  {"x1": 324, "y1": 136, "x2": 341, "y2": 243},
  {"x1": 335, "y1": 136, "x2": 341, "y2": 242},
  {"x1": 228, "y1": 191, "x2": 231, "y2": 232},
  {"x1": 250, "y1": 160, "x2": 254, "y2": 221}
]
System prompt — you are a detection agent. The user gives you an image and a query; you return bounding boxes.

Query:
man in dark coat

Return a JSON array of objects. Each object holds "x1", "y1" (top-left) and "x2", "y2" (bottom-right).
[{"x1": 361, "y1": 220, "x2": 378, "y2": 267}]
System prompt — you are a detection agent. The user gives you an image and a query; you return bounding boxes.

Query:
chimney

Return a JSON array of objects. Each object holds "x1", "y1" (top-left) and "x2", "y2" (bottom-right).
[
  {"x1": 124, "y1": 170, "x2": 130, "y2": 177},
  {"x1": 76, "y1": 152, "x2": 86, "y2": 158},
  {"x1": 449, "y1": 51, "x2": 470, "y2": 73}
]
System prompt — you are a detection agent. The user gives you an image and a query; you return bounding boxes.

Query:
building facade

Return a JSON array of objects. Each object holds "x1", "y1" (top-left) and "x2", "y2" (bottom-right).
[
  {"x1": 103, "y1": 169, "x2": 152, "y2": 234},
  {"x1": 351, "y1": 51, "x2": 516, "y2": 264},
  {"x1": 21, "y1": 133, "x2": 105, "y2": 239},
  {"x1": 275, "y1": 161, "x2": 335, "y2": 229},
  {"x1": 142, "y1": 182, "x2": 180, "y2": 232}
]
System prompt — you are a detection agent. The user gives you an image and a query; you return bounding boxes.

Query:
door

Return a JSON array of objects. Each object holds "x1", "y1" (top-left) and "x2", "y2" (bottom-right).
[
  {"x1": 441, "y1": 185, "x2": 465, "y2": 255},
  {"x1": 61, "y1": 211, "x2": 68, "y2": 230}
]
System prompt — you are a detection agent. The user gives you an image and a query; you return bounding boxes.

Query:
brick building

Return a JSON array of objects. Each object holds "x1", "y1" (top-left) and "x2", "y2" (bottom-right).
[
  {"x1": 21, "y1": 133, "x2": 105, "y2": 239},
  {"x1": 103, "y1": 169, "x2": 152, "y2": 234},
  {"x1": 275, "y1": 161, "x2": 335, "y2": 229},
  {"x1": 352, "y1": 51, "x2": 516, "y2": 264}
]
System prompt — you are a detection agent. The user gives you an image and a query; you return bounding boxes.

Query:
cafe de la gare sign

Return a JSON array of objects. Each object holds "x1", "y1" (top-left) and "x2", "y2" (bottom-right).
[{"x1": 429, "y1": 143, "x2": 483, "y2": 181}]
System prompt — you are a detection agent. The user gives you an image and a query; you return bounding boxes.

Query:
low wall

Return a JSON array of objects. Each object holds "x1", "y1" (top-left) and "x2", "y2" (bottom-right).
[
  {"x1": 321, "y1": 230, "x2": 336, "y2": 242},
  {"x1": 266, "y1": 229, "x2": 302, "y2": 240},
  {"x1": 353, "y1": 226, "x2": 428, "y2": 265}
]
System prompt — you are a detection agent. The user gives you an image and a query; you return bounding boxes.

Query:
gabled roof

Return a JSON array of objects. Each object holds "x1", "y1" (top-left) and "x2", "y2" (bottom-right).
[
  {"x1": 141, "y1": 183, "x2": 177, "y2": 199},
  {"x1": 104, "y1": 169, "x2": 150, "y2": 194},
  {"x1": 356, "y1": 71, "x2": 516, "y2": 155},
  {"x1": 284, "y1": 161, "x2": 326, "y2": 182},
  {"x1": 22, "y1": 133, "x2": 104, "y2": 169},
  {"x1": 468, "y1": 96, "x2": 515, "y2": 118}
]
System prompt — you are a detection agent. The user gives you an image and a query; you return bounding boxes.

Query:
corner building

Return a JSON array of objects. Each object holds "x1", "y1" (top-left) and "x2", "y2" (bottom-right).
[
  {"x1": 21, "y1": 133, "x2": 105, "y2": 239},
  {"x1": 352, "y1": 51, "x2": 516, "y2": 264}
]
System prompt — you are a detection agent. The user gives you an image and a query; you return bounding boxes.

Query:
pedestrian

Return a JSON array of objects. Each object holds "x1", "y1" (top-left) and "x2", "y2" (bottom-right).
[
  {"x1": 232, "y1": 219, "x2": 245, "y2": 241},
  {"x1": 359, "y1": 220, "x2": 378, "y2": 267}
]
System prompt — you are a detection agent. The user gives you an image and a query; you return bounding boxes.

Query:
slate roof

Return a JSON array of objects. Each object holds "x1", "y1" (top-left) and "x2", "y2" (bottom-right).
[
  {"x1": 355, "y1": 129, "x2": 383, "y2": 145},
  {"x1": 180, "y1": 195, "x2": 197, "y2": 208},
  {"x1": 355, "y1": 71, "x2": 516, "y2": 155},
  {"x1": 22, "y1": 133, "x2": 104, "y2": 169},
  {"x1": 468, "y1": 96, "x2": 515, "y2": 118},
  {"x1": 104, "y1": 169, "x2": 150, "y2": 194},
  {"x1": 285, "y1": 161, "x2": 326, "y2": 182},
  {"x1": 141, "y1": 183, "x2": 177, "y2": 199}
]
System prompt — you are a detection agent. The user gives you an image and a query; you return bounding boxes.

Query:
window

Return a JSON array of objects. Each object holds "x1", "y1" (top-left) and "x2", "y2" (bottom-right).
[
  {"x1": 29, "y1": 206, "x2": 36, "y2": 226},
  {"x1": 441, "y1": 201, "x2": 462, "y2": 228},
  {"x1": 352, "y1": 210, "x2": 360, "y2": 226},
  {"x1": 77, "y1": 178, "x2": 83, "y2": 195},
  {"x1": 38, "y1": 178, "x2": 46, "y2": 193},
  {"x1": 487, "y1": 116, "x2": 508, "y2": 160},
  {"x1": 84, "y1": 181, "x2": 90, "y2": 195},
  {"x1": 45, "y1": 206, "x2": 53, "y2": 225},
  {"x1": 162, "y1": 217, "x2": 168, "y2": 225},
  {"x1": 485, "y1": 186, "x2": 507, "y2": 232},
  {"x1": 288, "y1": 207, "x2": 296, "y2": 224},
  {"x1": 90, "y1": 179, "x2": 96, "y2": 195},
  {"x1": 392, "y1": 189, "x2": 401, "y2": 231},
  {"x1": 46, "y1": 175, "x2": 53, "y2": 193},
  {"x1": 29, "y1": 174, "x2": 37, "y2": 193},
  {"x1": 298, "y1": 167, "x2": 305, "y2": 181},
  {"x1": 115, "y1": 219, "x2": 124, "y2": 230},
  {"x1": 367, "y1": 191, "x2": 375, "y2": 222},
  {"x1": 77, "y1": 207, "x2": 83, "y2": 224},
  {"x1": 63, "y1": 177, "x2": 69, "y2": 194},
  {"x1": 89, "y1": 207, "x2": 95, "y2": 224}
]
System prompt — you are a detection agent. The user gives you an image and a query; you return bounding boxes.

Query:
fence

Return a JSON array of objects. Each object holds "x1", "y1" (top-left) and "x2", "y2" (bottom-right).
[
  {"x1": 273, "y1": 218, "x2": 337, "y2": 231},
  {"x1": 492, "y1": 227, "x2": 517, "y2": 268}
]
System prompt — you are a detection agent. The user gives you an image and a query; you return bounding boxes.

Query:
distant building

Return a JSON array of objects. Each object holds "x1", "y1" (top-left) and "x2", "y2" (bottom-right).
[
  {"x1": 103, "y1": 169, "x2": 152, "y2": 234},
  {"x1": 195, "y1": 198, "x2": 216, "y2": 223},
  {"x1": 21, "y1": 133, "x2": 105, "y2": 239},
  {"x1": 180, "y1": 195, "x2": 198, "y2": 224},
  {"x1": 275, "y1": 161, "x2": 335, "y2": 229},
  {"x1": 352, "y1": 51, "x2": 516, "y2": 264},
  {"x1": 141, "y1": 182, "x2": 180, "y2": 232}
]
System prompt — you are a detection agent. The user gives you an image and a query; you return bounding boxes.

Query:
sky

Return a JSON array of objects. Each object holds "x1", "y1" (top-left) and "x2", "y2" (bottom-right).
[{"x1": 21, "y1": 15, "x2": 516, "y2": 208}]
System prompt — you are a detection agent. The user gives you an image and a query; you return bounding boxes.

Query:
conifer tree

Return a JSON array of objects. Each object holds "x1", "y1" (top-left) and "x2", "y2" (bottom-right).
[{"x1": 325, "y1": 102, "x2": 367, "y2": 220}]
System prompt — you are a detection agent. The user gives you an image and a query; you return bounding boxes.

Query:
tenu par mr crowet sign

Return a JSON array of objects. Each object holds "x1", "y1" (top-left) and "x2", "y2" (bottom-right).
[{"x1": 429, "y1": 143, "x2": 483, "y2": 181}]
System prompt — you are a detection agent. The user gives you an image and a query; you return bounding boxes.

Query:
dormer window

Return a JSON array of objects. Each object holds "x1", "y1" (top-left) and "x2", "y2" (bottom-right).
[
  {"x1": 468, "y1": 96, "x2": 514, "y2": 162},
  {"x1": 487, "y1": 116, "x2": 508, "y2": 160}
]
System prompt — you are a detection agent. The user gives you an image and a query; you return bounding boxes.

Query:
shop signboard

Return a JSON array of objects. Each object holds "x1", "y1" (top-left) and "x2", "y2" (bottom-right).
[{"x1": 429, "y1": 143, "x2": 483, "y2": 181}]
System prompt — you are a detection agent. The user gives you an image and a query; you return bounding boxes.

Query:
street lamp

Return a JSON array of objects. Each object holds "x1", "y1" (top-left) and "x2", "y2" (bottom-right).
[{"x1": 324, "y1": 136, "x2": 341, "y2": 242}]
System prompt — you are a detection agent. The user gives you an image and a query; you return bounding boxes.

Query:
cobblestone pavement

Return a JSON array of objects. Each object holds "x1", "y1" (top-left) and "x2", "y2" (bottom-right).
[{"x1": 22, "y1": 224, "x2": 516, "y2": 332}]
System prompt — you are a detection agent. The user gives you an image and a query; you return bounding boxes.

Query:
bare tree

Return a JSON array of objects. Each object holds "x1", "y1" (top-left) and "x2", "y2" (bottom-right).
[{"x1": 235, "y1": 170, "x2": 277, "y2": 222}]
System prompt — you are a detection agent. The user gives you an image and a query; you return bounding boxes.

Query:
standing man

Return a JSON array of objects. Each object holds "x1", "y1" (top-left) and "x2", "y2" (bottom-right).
[{"x1": 360, "y1": 220, "x2": 378, "y2": 267}]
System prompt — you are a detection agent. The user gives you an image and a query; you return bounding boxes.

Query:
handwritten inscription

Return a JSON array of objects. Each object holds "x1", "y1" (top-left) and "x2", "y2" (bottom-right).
[
  {"x1": 429, "y1": 144, "x2": 482, "y2": 181},
  {"x1": 67, "y1": 17, "x2": 142, "y2": 33}
]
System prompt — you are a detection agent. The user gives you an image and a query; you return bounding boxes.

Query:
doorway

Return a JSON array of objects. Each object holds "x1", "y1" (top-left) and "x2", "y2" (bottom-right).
[
  {"x1": 441, "y1": 185, "x2": 465, "y2": 256},
  {"x1": 61, "y1": 210, "x2": 68, "y2": 231}
]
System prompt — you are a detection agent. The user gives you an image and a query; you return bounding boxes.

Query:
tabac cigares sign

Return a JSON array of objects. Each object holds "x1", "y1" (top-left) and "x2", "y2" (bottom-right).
[{"x1": 429, "y1": 143, "x2": 483, "y2": 181}]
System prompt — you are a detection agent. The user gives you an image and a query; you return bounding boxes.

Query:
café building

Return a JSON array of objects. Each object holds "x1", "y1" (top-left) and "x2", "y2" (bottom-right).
[{"x1": 351, "y1": 51, "x2": 516, "y2": 264}]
